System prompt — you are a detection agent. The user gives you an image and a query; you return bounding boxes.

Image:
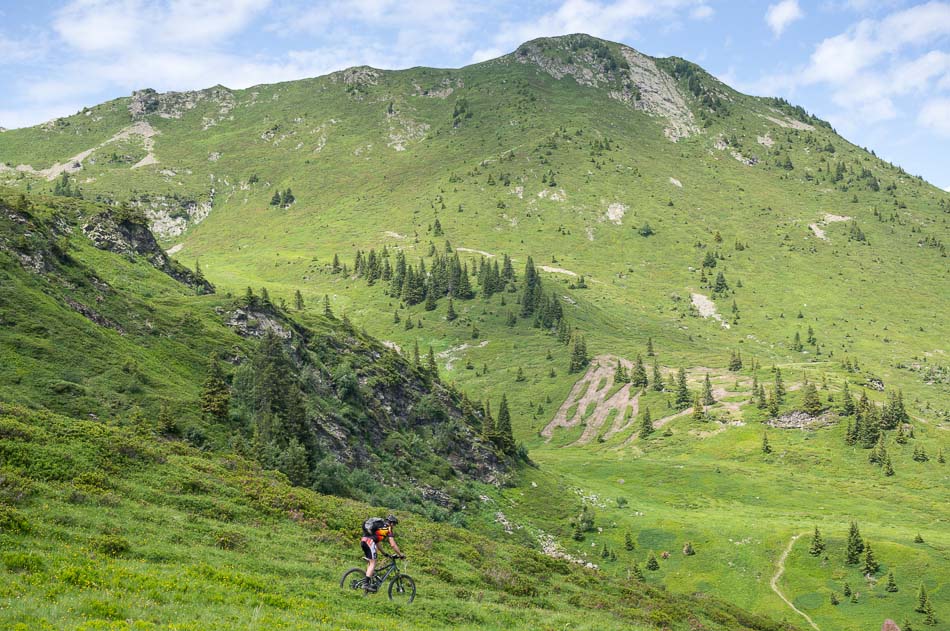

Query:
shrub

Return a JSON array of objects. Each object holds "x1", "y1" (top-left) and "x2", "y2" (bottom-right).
[
  {"x1": 214, "y1": 530, "x2": 246, "y2": 551},
  {"x1": 0, "y1": 468, "x2": 33, "y2": 504},
  {"x1": 0, "y1": 505, "x2": 30, "y2": 534},
  {"x1": 93, "y1": 534, "x2": 130, "y2": 556},
  {"x1": 2, "y1": 552, "x2": 44, "y2": 573}
]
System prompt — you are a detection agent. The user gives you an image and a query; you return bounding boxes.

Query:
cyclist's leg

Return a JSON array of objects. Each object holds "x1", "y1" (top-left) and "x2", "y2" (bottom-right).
[{"x1": 361, "y1": 538, "x2": 378, "y2": 590}]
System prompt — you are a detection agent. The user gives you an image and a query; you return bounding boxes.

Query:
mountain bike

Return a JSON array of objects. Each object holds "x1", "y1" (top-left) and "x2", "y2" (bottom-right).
[{"x1": 340, "y1": 554, "x2": 416, "y2": 604}]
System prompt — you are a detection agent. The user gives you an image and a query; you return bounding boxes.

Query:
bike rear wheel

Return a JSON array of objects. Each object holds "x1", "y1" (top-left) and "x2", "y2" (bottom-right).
[
  {"x1": 388, "y1": 574, "x2": 416, "y2": 604},
  {"x1": 340, "y1": 568, "x2": 367, "y2": 591}
]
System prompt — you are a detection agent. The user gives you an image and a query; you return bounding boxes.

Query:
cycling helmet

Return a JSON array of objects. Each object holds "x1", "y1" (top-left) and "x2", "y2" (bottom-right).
[{"x1": 385, "y1": 514, "x2": 399, "y2": 525}]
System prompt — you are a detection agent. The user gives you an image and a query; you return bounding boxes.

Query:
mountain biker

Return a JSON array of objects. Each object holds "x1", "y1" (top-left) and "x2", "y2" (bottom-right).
[{"x1": 361, "y1": 514, "x2": 403, "y2": 592}]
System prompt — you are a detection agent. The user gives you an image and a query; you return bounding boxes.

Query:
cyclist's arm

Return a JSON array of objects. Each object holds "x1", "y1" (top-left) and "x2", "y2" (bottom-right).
[{"x1": 388, "y1": 536, "x2": 403, "y2": 557}]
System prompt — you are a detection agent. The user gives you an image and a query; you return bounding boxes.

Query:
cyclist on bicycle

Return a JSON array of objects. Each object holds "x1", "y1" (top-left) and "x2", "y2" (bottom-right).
[{"x1": 361, "y1": 514, "x2": 403, "y2": 592}]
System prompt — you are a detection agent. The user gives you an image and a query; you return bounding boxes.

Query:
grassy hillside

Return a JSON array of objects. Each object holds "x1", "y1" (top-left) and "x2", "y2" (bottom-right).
[
  {"x1": 0, "y1": 403, "x2": 795, "y2": 631},
  {"x1": 1, "y1": 33, "x2": 947, "y2": 629}
]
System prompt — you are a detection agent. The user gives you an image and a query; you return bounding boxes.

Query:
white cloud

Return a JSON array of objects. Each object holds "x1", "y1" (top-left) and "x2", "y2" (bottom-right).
[
  {"x1": 691, "y1": 5, "x2": 714, "y2": 19},
  {"x1": 765, "y1": 0, "x2": 804, "y2": 37},
  {"x1": 919, "y1": 98, "x2": 950, "y2": 136}
]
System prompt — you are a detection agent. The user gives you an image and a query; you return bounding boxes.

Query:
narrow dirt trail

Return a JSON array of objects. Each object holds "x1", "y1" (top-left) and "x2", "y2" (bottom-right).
[{"x1": 771, "y1": 533, "x2": 820, "y2": 631}]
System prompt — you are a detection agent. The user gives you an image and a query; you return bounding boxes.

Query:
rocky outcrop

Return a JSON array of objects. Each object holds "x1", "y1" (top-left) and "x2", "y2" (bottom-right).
[
  {"x1": 129, "y1": 194, "x2": 212, "y2": 239},
  {"x1": 82, "y1": 211, "x2": 213, "y2": 294},
  {"x1": 511, "y1": 35, "x2": 699, "y2": 142},
  {"x1": 129, "y1": 86, "x2": 235, "y2": 121}
]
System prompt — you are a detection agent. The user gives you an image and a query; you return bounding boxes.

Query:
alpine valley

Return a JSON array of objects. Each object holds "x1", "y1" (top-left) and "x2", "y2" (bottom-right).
[{"x1": 0, "y1": 34, "x2": 947, "y2": 631}]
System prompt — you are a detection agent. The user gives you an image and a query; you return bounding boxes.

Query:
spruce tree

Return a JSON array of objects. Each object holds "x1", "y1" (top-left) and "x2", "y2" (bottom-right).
[
  {"x1": 652, "y1": 359, "x2": 664, "y2": 391},
  {"x1": 446, "y1": 299, "x2": 457, "y2": 321},
  {"x1": 762, "y1": 432, "x2": 772, "y2": 454},
  {"x1": 846, "y1": 521, "x2": 864, "y2": 564},
  {"x1": 767, "y1": 388, "x2": 780, "y2": 417},
  {"x1": 495, "y1": 395, "x2": 515, "y2": 453},
  {"x1": 427, "y1": 346, "x2": 439, "y2": 382},
  {"x1": 757, "y1": 385, "x2": 768, "y2": 410},
  {"x1": 323, "y1": 294, "x2": 333, "y2": 318},
  {"x1": 830, "y1": 592, "x2": 839, "y2": 606},
  {"x1": 200, "y1": 355, "x2": 230, "y2": 424},
  {"x1": 294, "y1": 289, "x2": 304, "y2": 311},
  {"x1": 569, "y1": 334, "x2": 588, "y2": 373},
  {"x1": 631, "y1": 562, "x2": 645, "y2": 581},
  {"x1": 639, "y1": 407, "x2": 654, "y2": 438},
  {"x1": 692, "y1": 392, "x2": 705, "y2": 422},
  {"x1": 774, "y1": 369, "x2": 786, "y2": 403},
  {"x1": 884, "y1": 571, "x2": 898, "y2": 592},
  {"x1": 863, "y1": 541, "x2": 879, "y2": 575},
  {"x1": 625, "y1": 531, "x2": 635, "y2": 551},
  {"x1": 915, "y1": 583, "x2": 929, "y2": 613},
  {"x1": 883, "y1": 453, "x2": 895, "y2": 476},
  {"x1": 809, "y1": 526, "x2": 825, "y2": 556},
  {"x1": 481, "y1": 400, "x2": 495, "y2": 443},
  {"x1": 632, "y1": 354, "x2": 648, "y2": 388},
  {"x1": 840, "y1": 381, "x2": 855, "y2": 415},
  {"x1": 646, "y1": 552, "x2": 659, "y2": 570},
  {"x1": 843, "y1": 582, "x2": 852, "y2": 597},
  {"x1": 702, "y1": 373, "x2": 715, "y2": 406},
  {"x1": 802, "y1": 382, "x2": 822, "y2": 416},
  {"x1": 895, "y1": 422, "x2": 907, "y2": 444},
  {"x1": 646, "y1": 337, "x2": 655, "y2": 356},
  {"x1": 675, "y1": 367, "x2": 691, "y2": 409}
]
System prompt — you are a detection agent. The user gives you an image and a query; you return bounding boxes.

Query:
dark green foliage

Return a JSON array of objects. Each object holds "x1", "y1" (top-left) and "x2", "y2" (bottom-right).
[
  {"x1": 884, "y1": 571, "x2": 898, "y2": 592},
  {"x1": 761, "y1": 433, "x2": 771, "y2": 454},
  {"x1": 646, "y1": 552, "x2": 659, "y2": 571},
  {"x1": 652, "y1": 359, "x2": 663, "y2": 391},
  {"x1": 809, "y1": 527, "x2": 825, "y2": 556},
  {"x1": 846, "y1": 521, "x2": 864, "y2": 565},
  {"x1": 495, "y1": 395, "x2": 515, "y2": 454},
  {"x1": 631, "y1": 355, "x2": 648, "y2": 388},
  {"x1": 625, "y1": 531, "x2": 635, "y2": 551},
  {"x1": 862, "y1": 541, "x2": 879, "y2": 575},
  {"x1": 675, "y1": 368, "x2": 691, "y2": 409},
  {"x1": 802, "y1": 382, "x2": 822, "y2": 416},
  {"x1": 200, "y1": 355, "x2": 230, "y2": 424},
  {"x1": 639, "y1": 407, "x2": 654, "y2": 438},
  {"x1": 569, "y1": 334, "x2": 588, "y2": 374},
  {"x1": 728, "y1": 350, "x2": 742, "y2": 371},
  {"x1": 702, "y1": 373, "x2": 714, "y2": 406}
]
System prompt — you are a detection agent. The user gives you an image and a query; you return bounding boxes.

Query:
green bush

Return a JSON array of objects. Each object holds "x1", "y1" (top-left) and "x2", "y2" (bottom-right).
[
  {"x1": 0, "y1": 505, "x2": 30, "y2": 534},
  {"x1": 214, "y1": 530, "x2": 246, "y2": 551},
  {"x1": 92, "y1": 534, "x2": 130, "y2": 556},
  {"x1": 3, "y1": 552, "x2": 44, "y2": 573},
  {"x1": 0, "y1": 468, "x2": 33, "y2": 504}
]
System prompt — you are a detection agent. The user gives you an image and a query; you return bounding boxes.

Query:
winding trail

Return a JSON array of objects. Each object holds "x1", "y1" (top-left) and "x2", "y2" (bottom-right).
[{"x1": 771, "y1": 533, "x2": 820, "y2": 631}]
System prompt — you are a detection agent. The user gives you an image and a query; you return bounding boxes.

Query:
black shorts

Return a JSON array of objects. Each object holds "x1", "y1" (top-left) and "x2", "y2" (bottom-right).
[{"x1": 361, "y1": 536, "x2": 377, "y2": 560}]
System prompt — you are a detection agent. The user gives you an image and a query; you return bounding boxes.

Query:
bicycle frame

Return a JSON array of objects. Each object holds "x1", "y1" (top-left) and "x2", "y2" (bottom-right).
[{"x1": 371, "y1": 556, "x2": 401, "y2": 584}]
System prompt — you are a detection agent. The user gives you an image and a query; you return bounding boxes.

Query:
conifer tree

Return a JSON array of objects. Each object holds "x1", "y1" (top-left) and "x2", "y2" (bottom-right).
[
  {"x1": 446, "y1": 298, "x2": 457, "y2": 321},
  {"x1": 639, "y1": 407, "x2": 654, "y2": 438},
  {"x1": 863, "y1": 541, "x2": 879, "y2": 575},
  {"x1": 625, "y1": 531, "x2": 635, "y2": 551},
  {"x1": 774, "y1": 368, "x2": 786, "y2": 403},
  {"x1": 843, "y1": 582, "x2": 852, "y2": 597},
  {"x1": 323, "y1": 294, "x2": 333, "y2": 318},
  {"x1": 762, "y1": 432, "x2": 772, "y2": 454},
  {"x1": 646, "y1": 552, "x2": 659, "y2": 570},
  {"x1": 757, "y1": 384, "x2": 768, "y2": 410},
  {"x1": 294, "y1": 289, "x2": 304, "y2": 311},
  {"x1": 846, "y1": 521, "x2": 864, "y2": 564},
  {"x1": 631, "y1": 562, "x2": 645, "y2": 581},
  {"x1": 913, "y1": 445, "x2": 929, "y2": 462},
  {"x1": 884, "y1": 571, "x2": 898, "y2": 592},
  {"x1": 632, "y1": 354, "x2": 648, "y2": 388},
  {"x1": 200, "y1": 354, "x2": 230, "y2": 424},
  {"x1": 895, "y1": 422, "x2": 907, "y2": 444},
  {"x1": 675, "y1": 367, "x2": 691, "y2": 409},
  {"x1": 427, "y1": 346, "x2": 439, "y2": 382},
  {"x1": 830, "y1": 592, "x2": 839, "y2": 606},
  {"x1": 802, "y1": 382, "x2": 822, "y2": 416},
  {"x1": 481, "y1": 399, "x2": 495, "y2": 443},
  {"x1": 646, "y1": 337, "x2": 655, "y2": 356},
  {"x1": 569, "y1": 334, "x2": 588, "y2": 373},
  {"x1": 841, "y1": 381, "x2": 855, "y2": 415},
  {"x1": 767, "y1": 388, "x2": 780, "y2": 417},
  {"x1": 915, "y1": 583, "x2": 929, "y2": 613},
  {"x1": 652, "y1": 359, "x2": 664, "y2": 391},
  {"x1": 728, "y1": 350, "x2": 743, "y2": 371},
  {"x1": 277, "y1": 437, "x2": 310, "y2": 486},
  {"x1": 809, "y1": 526, "x2": 825, "y2": 555},
  {"x1": 914, "y1": 533, "x2": 924, "y2": 543},
  {"x1": 157, "y1": 402, "x2": 176, "y2": 435},
  {"x1": 702, "y1": 373, "x2": 715, "y2": 406},
  {"x1": 614, "y1": 359, "x2": 628, "y2": 384},
  {"x1": 413, "y1": 340, "x2": 421, "y2": 369},
  {"x1": 495, "y1": 395, "x2": 515, "y2": 453},
  {"x1": 424, "y1": 285, "x2": 437, "y2": 311},
  {"x1": 692, "y1": 392, "x2": 705, "y2": 422},
  {"x1": 883, "y1": 453, "x2": 895, "y2": 476}
]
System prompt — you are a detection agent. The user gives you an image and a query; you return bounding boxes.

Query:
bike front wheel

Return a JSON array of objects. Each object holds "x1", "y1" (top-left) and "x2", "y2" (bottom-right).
[
  {"x1": 340, "y1": 568, "x2": 367, "y2": 591},
  {"x1": 388, "y1": 574, "x2": 416, "y2": 604}
]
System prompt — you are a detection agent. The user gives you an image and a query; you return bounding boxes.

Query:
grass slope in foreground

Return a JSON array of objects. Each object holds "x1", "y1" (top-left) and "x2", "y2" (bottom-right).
[{"x1": 0, "y1": 404, "x2": 795, "y2": 631}]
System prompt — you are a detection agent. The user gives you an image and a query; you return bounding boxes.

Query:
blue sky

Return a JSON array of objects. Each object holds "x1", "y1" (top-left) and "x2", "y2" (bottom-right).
[{"x1": 1, "y1": 1, "x2": 948, "y2": 190}]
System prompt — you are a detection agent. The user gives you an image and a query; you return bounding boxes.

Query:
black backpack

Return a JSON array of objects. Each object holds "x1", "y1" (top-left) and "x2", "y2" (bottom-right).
[{"x1": 363, "y1": 517, "x2": 385, "y2": 537}]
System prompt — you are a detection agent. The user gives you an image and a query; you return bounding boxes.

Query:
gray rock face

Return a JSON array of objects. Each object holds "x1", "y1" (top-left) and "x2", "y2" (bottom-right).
[
  {"x1": 128, "y1": 86, "x2": 235, "y2": 120},
  {"x1": 82, "y1": 211, "x2": 213, "y2": 294}
]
